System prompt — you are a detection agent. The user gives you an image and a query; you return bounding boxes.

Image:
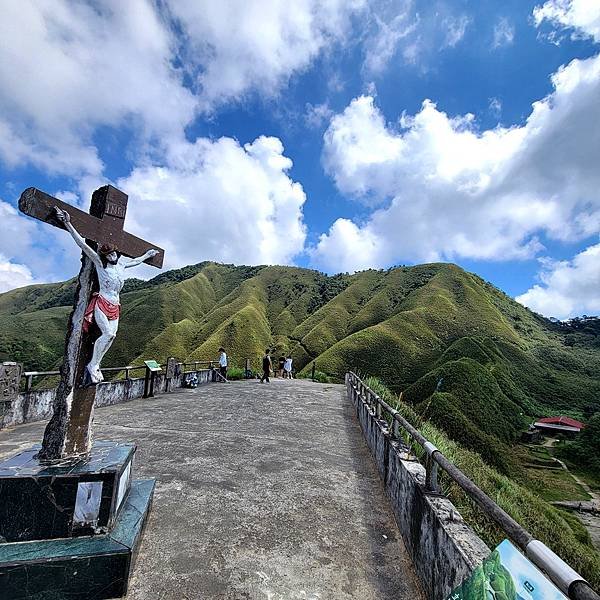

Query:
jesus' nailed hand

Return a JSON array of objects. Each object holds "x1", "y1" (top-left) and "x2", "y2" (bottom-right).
[{"x1": 54, "y1": 206, "x2": 159, "y2": 385}]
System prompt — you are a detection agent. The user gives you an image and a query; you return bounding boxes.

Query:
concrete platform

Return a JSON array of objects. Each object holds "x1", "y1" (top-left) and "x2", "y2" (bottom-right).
[{"x1": 0, "y1": 379, "x2": 423, "y2": 599}]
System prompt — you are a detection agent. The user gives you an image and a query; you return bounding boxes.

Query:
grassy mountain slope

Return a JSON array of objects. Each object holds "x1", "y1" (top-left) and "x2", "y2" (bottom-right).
[
  {"x1": 366, "y1": 377, "x2": 600, "y2": 591},
  {"x1": 1, "y1": 261, "x2": 599, "y2": 466},
  {"x1": 2, "y1": 260, "x2": 599, "y2": 583}
]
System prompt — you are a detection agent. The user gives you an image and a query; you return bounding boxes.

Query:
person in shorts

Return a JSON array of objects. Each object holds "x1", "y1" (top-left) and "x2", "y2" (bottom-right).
[{"x1": 283, "y1": 356, "x2": 293, "y2": 379}]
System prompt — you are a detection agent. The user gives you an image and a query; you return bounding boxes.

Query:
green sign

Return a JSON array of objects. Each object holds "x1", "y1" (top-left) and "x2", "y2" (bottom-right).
[
  {"x1": 144, "y1": 360, "x2": 161, "y2": 372},
  {"x1": 446, "y1": 540, "x2": 567, "y2": 600}
]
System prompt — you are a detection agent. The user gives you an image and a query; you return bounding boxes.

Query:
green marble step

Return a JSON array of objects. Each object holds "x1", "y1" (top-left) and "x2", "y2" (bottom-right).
[
  {"x1": 0, "y1": 478, "x2": 155, "y2": 600},
  {"x1": 0, "y1": 441, "x2": 136, "y2": 542}
]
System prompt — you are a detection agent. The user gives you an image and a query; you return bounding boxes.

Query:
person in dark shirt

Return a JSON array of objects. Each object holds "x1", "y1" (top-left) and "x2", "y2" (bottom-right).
[{"x1": 260, "y1": 349, "x2": 272, "y2": 383}]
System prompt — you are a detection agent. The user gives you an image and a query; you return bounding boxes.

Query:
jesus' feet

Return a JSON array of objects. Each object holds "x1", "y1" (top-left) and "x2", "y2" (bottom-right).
[{"x1": 86, "y1": 364, "x2": 104, "y2": 384}]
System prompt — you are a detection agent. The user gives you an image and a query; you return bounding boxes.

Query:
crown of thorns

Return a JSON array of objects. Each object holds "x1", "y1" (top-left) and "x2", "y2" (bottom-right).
[{"x1": 98, "y1": 243, "x2": 119, "y2": 256}]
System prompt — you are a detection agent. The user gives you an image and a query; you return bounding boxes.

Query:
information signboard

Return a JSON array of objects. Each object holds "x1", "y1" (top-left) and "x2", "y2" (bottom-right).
[
  {"x1": 446, "y1": 539, "x2": 568, "y2": 600},
  {"x1": 144, "y1": 360, "x2": 161, "y2": 372}
]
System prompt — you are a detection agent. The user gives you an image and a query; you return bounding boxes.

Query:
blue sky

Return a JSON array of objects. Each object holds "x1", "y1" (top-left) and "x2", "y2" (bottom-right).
[{"x1": 0, "y1": 0, "x2": 599, "y2": 319}]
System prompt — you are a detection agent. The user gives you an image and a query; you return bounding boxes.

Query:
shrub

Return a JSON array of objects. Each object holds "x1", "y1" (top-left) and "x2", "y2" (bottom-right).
[
  {"x1": 297, "y1": 370, "x2": 330, "y2": 383},
  {"x1": 225, "y1": 367, "x2": 245, "y2": 380}
]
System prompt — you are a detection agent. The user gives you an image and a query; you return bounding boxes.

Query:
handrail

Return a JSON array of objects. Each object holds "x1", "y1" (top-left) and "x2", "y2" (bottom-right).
[
  {"x1": 346, "y1": 371, "x2": 599, "y2": 600},
  {"x1": 20, "y1": 358, "x2": 246, "y2": 391}
]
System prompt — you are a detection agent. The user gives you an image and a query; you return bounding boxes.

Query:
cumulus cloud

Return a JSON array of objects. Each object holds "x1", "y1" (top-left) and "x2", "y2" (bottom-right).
[
  {"x1": 0, "y1": 0, "x2": 368, "y2": 178},
  {"x1": 169, "y1": 0, "x2": 366, "y2": 111},
  {"x1": 315, "y1": 53, "x2": 600, "y2": 271},
  {"x1": 534, "y1": 0, "x2": 600, "y2": 43},
  {"x1": 0, "y1": 256, "x2": 35, "y2": 293},
  {"x1": 0, "y1": 198, "x2": 80, "y2": 289},
  {"x1": 493, "y1": 17, "x2": 515, "y2": 48},
  {"x1": 5, "y1": 134, "x2": 307, "y2": 291},
  {"x1": 0, "y1": 0, "x2": 196, "y2": 177},
  {"x1": 116, "y1": 135, "x2": 307, "y2": 271},
  {"x1": 516, "y1": 243, "x2": 600, "y2": 319},
  {"x1": 0, "y1": 1, "x2": 370, "y2": 291},
  {"x1": 310, "y1": 219, "x2": 381, "y2": 273}
]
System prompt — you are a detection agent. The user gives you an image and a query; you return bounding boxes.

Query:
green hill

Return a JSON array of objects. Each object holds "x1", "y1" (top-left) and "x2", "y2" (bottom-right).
[{"x1": 1, "y1": 261, "x2": 599, "y2": 472}]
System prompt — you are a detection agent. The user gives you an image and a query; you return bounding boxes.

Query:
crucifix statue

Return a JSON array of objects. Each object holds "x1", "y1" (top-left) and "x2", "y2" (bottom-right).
[{"x1": 19, "y1": 185, "x2": 164, "y2": 460}]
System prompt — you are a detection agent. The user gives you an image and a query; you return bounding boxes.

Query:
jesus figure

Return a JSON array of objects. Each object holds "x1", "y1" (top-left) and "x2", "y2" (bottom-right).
[{"x1": 54, "y1": 206, "x2": 158, "y2": 384}]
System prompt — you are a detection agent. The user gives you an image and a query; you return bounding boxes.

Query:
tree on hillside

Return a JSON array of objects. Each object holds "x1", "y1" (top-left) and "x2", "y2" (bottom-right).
[{"x1": 558, "y1": 413, "x2": 600, "y2": 472}]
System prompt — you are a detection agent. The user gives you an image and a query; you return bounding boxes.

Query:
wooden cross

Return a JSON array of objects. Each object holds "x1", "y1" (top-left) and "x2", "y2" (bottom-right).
[{"x1": 19, "y1": 185, "x2": 164, "y2": 460}]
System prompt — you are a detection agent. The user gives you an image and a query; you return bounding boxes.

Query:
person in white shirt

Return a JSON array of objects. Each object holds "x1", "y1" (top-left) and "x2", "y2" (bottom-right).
[
  {"x1": 218, "y1": 347, "x2": 228, "y2": 380},
  {"x1": 283, "y1": 356, "x2": 293, "y2": 379}
]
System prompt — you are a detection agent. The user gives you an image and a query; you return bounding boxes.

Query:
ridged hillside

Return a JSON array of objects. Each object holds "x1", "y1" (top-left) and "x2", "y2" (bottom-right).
[{"x1": 1, "y1": 261, "x2": 599, "y2": 471}]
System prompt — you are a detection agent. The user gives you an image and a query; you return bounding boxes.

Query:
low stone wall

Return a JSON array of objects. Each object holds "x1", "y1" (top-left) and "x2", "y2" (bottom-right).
[
  {"x1": 0, "y1": 369, "x2": 215, "y2": 430},
  {"x1": 347, "y1": 375, "x2": 489, "y2": 600}
]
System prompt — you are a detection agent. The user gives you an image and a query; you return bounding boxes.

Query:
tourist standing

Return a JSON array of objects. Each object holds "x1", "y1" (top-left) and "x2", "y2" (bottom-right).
[
  {"x1": 218, "y1": 347, "x2": 228, "y2": 380},
  {"x1": 284, "y1": 356, "x2": 293, "y2": 379},
  {"x1": 260, "y1": 349, "x2": 272, "y2": 383}
]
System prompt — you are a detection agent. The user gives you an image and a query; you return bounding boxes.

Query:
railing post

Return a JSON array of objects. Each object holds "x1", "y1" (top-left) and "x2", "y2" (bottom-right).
[
  {"x1": 125, "y1": 367, "x2": 131, "y2": 380},
  {"x1": 25, "y1": 374, "x2": 33, "y2": 392},
  {"x1": 311, "y1": 362, "x2": 315, "y2": 382},
  {"x1": 424, "y1": 442, "x2": 440, "y2": 494}
]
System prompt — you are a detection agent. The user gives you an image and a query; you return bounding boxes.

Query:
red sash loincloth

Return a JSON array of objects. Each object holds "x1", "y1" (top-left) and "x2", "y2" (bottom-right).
[{"x1": 82, "y1": 293, "x2": 121, "y2": 332}]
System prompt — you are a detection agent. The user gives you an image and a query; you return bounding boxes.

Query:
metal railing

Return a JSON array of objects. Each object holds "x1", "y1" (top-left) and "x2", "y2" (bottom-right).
[
  {"x1": 21, "y1": 365, "x2": 148, "y2": 391},
  {"x1": 346, "y1": 371, "x2": 599, "y2": 600},
  {"x1": 179, "y1": 360, "x2": 217, "y2": 374},
  {"x1": 20, "y1": 358, "x2": 250, "y2": 391}
]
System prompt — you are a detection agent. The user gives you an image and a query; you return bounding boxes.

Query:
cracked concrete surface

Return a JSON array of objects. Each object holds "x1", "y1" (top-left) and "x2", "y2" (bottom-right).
[{"x1": 0, "y1": 379, "x2": 423, "y2": 599}]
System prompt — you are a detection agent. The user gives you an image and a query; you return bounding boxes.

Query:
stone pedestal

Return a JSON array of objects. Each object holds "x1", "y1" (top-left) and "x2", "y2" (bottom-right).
[{"x1": 0, "y1": 441, "x2": 154, "y2": 599}]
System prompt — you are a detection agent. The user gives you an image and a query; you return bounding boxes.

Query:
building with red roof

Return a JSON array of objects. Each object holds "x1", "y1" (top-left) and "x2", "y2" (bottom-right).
[{"x1": 533, "y1": 416, "x2": 585, "y2": 435}]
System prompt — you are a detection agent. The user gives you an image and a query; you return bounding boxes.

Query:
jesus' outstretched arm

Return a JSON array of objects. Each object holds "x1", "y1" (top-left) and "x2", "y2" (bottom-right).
[
  {"x1": 123, "y1": 248, "x2": 159, "y2": 268},
  {"x1": 54, "y1": 206, "x2": 102, "y2": 268}
]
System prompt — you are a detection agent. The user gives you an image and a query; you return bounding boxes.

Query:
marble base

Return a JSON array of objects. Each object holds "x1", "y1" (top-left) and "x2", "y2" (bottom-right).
[
  {"x1": 0, "y1": 478, "x2": 155, "y2": 600},
  {"x1": 0, "y1": 441, "x2": 135, "y2": 542}
]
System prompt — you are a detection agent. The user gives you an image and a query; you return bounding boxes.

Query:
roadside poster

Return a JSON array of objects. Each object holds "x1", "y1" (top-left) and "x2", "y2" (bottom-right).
[{"x1": 446, "y1": 539, "x2": 568, "y2": 600}]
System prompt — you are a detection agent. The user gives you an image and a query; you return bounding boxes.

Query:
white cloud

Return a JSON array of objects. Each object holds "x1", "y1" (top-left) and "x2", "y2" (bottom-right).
[
  {"x1": 0, "y1": 0, "x2": 367, "y2": 178},
  {"x1": 493, "y1": 17, "x2": 515, "y2": 48},
  {"x1": 534, "y1": 0, "x2": 600, "y2": 43},
  {"x1": 488, "y1": 97, "x2": 503, "y2": 118},
  {"x1": 362, "y1": 5, "x2": 418, "y2": 75},
  {"x1": 305, "y1": 103, "x2": 335, "y2": 129},
  {"x1": 310, "y1": 219, "x2": 381, "y2": 273},
  {"x1": 315, "y1": 53, "x2": 600, "y2": 271},
  {"x1": 0, "y1": 134, "x2": 307, "y2": 292},
  {"x1": 442, "y1": 15, "x2": 471, "y2": 48},
  {"x1": 516, "y1": 243, "x2": 600, "y2": 319},
  {"x1": 169, "y1": 0, "x2": 366, "y2": 111},
  {"x1": 116, "y1": 135, "x2": 307, "y2": 272},
  {"x1": 0, "y1": 255, "x2": 35, "y2": 293},
  {"x1": 0, "y1": 0, "x2": 196, "y2": 177},
  {"x1": 0, "y1": 198, "x2": 80, "y2": 288}
]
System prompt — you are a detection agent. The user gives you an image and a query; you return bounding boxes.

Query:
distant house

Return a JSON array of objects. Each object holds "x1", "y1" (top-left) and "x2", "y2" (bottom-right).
[{"x1": 533, "y1": 416, "x2": 585, "y2": 436}]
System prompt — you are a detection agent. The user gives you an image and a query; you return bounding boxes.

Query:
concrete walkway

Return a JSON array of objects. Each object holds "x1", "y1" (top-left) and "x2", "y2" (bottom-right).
[{"x1": 0, "y1": 379, "x2": 422, "y2": 600}]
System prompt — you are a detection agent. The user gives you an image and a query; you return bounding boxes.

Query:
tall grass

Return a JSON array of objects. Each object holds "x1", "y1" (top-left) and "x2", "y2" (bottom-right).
[{"x1": 365, "y1": 376, "x2": 600, "y2": 592}]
